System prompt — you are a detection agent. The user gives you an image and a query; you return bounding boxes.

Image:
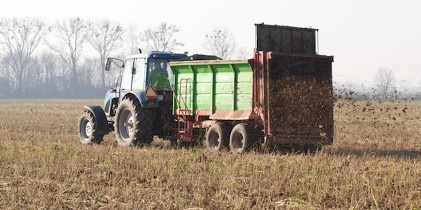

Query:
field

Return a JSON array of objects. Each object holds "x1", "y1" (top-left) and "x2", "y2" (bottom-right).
[{"x1": 0, "y1": 99, "x2": 420, "y2": 209}]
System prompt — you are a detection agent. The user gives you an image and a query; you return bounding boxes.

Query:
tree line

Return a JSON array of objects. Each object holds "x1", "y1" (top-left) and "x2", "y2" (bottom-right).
[
  {"x1": 0, "y1": 17, "x2": 242, "y2": 99},
  {"x1": 1, "y1": 17, "x2": 411, "y2": 100}
]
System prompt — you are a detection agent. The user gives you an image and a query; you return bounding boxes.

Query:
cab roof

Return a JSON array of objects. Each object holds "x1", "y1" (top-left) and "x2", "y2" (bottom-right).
[{"x1": 125, "y1": 51, "x2": 188, "y2": 60}]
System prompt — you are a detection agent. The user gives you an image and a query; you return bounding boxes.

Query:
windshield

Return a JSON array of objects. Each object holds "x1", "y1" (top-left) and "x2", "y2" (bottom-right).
[{"x1": 147, "y1": 58, "x2": 174, "y2": 90}]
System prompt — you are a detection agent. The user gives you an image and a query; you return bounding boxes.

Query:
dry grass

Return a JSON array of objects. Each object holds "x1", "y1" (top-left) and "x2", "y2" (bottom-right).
[{"x1": 0, "y1": 99, "x2": 420, "y2": 209}]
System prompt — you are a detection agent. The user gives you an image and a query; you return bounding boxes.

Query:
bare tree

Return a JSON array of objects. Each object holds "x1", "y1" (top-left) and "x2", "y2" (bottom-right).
[
  {"x1": 24, "y1": 57, "x2": 40, "y2": 92},
  {"x1": 47, "y1": 17, "x2": 88, "y2": 93},
  {"x1": 374, "y1": 67, "x2": 396, "y2": 99},
  {"x1": 140, "y1": 22, "x2": 183, "y2": 52},
  {"x1": 0, "y1": 62, "x2": 11, "y2": 97},
  {"x1": 39, "y1": 51, "x2": 59, "y2": 95},
  {"x1": 235, "y1": 47, "x2": 250, "y2": 60},
  {"x1": 0, "y1": 17, "x2": 47, "y2": 96},
  {"x1": 79, "y1": 57, "x2": 98, "y2": 87},
  {"x1": 0, "y1": 76, "x2": 10, "y2": 98},
  {"x1": 87, "y1": 19, "x2": 123, "y2": 88},
  {"x1": 126, "y1": 24, "x2": 140, "y2": 54},
  {"x1": 203, "y1": 28, "x2": 237, "y2": 59}
]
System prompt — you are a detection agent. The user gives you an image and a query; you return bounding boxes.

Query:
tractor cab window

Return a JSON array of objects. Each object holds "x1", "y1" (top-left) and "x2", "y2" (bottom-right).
[
  {"x1": 147, "y1": 58, "x2": 174, "y2": 90},
  {"x1": 121, "y1": 59, "x2": 134, "y2": 90},
  {"x1": 132, "y1": 58, "x2": 146, "y2": 90}
]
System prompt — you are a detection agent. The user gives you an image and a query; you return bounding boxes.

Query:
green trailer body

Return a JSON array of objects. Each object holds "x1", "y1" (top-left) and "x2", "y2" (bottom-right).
[{"x1": 170, "y1": 60, "x2": 255, "y2": 120}]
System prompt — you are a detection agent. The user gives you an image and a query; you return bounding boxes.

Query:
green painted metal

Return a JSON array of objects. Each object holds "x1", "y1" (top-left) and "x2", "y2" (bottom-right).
[{"x1": 170, "y1": 60, "x2": 253, "y2": 115}]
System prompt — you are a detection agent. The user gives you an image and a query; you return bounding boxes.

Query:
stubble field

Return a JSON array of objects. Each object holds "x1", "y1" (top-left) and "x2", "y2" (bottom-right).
[{"x1": 0, "y1": 99, "x2": 420, "y2": 209}]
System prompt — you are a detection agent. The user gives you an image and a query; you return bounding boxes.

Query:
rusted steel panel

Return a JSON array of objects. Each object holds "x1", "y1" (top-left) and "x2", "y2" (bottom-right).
[
  {"x1": 253, "y1": 51, "x2": 334, "y2": 145},
  {"x1": 209, "y1": 110, "x2": 259, "y2": 120},
  {"x1": 252, "y1": 51, "x2": 270, "y2": 138},
  {"x1": 255, "y1": 23, "x2": 317, "y2": 55}
]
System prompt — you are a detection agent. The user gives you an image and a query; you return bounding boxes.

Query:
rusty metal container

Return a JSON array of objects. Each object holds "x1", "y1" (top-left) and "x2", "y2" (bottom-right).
[{"x1": 253, "y1": 51, "x2": 334, "y2": 146}]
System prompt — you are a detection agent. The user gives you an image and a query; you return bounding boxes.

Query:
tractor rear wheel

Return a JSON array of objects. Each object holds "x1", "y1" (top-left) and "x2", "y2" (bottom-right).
[
  {"x1": 205, "y1": 122, "x2": 230, "y2": 152},
  {"x1": 78, "y1": 110, "x2": 104, "y2": 144},
  {"x1": 114, "y1": 97, "x2": 153, "y2": 146},
  {"x1": 229, "y1": 123, "x2": 253, "y2": 153}
]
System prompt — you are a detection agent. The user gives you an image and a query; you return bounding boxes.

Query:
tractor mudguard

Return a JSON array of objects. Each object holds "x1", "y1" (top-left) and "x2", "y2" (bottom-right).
[{"x1": 83, "y1": 106, "x2": 110, "y2": 135}]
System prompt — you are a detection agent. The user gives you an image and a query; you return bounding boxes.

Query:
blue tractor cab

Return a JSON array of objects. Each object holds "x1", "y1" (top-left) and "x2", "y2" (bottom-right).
[
  {"x1": 78, "y1": 51, "x2": 188, "y2": 146},
  {"x1": 103, "y1": 51, "x2": 188, "y2": 116}
]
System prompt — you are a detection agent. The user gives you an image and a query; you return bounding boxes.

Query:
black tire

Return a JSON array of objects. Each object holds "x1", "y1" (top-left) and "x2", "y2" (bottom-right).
[
  {"x1": 205, "y1": 122, "x2": 230, "y2": 152},
  {"x1": 141, "y1": 109, "x2": 154, "y2": 144},
  {"x1": 229, "y1": 123, "x2": 253, "y2": 153},
  {"x1": 78, "y1": 110, "x2": 104, "y2": 144},
  {"x1": 114, "y1": 96, "x2": 153, "y2": 146}
]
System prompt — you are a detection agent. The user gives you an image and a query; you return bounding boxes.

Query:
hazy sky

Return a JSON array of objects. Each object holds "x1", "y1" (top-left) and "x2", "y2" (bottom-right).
[{"x1": 2, "y1": 0, "x2": 421, "y2": 86}]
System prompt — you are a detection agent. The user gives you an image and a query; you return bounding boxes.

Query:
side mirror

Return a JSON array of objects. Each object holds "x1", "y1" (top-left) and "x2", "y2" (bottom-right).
[{"x1": 105, "y1": 58, "x2": 112, "y2": 71}]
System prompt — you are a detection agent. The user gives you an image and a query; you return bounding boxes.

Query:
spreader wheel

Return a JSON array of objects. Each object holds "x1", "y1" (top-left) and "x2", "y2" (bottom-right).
[
  {"x1": 229, "y1": 123, "x2": 254, "y2": 153},
  {"x1": 205, "y1": 122, "x2": 230, "y2": 152}
]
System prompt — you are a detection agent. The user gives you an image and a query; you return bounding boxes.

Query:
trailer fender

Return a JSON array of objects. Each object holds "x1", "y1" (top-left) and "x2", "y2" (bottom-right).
[
  {"x1": 201, "y1": 120, "x2": 217, "y2": 129},
  {"x1": 83, "y1": 106, "x2": 110, "y2": 135}
]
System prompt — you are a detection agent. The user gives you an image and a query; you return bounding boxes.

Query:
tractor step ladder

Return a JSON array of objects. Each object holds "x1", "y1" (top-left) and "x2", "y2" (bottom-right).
[{"x1": 177, "y1": 78, "x2": 193, "y2": 142}]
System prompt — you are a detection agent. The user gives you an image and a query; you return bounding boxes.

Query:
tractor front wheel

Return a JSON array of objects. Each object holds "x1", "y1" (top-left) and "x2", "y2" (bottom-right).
[
  {"x1": 78, "y1": 110, "x2": 104, "y2": 144},
  {"x1": 114, "y1": 97, "x2": 153, "y2": 146}
]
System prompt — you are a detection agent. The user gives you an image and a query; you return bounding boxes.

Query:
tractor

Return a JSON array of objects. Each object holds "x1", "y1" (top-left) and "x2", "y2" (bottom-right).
[{"x1": 78, "y1": 51, "x2": 190, "y2": 146}]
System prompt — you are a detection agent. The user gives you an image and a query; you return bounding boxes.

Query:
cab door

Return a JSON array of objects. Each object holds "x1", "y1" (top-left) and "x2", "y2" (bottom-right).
[
  {"x1": 120, "y1": 59, "x2": 134, "y2": 91},
  {"x1": 132, "y1": 58, "x2": 147, "y2": 90}
]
